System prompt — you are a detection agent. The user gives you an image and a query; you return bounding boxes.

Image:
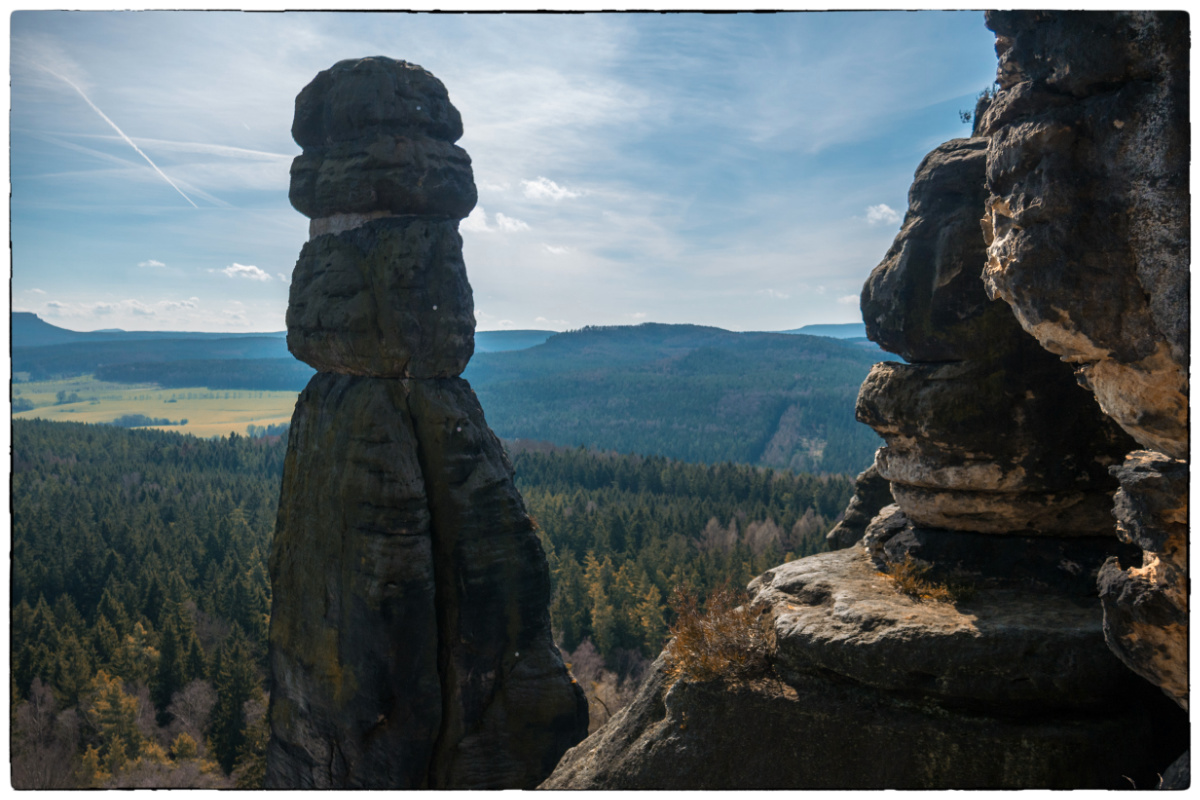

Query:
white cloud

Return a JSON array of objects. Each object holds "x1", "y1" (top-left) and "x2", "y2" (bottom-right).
[
  {"x1": 543, "y1": 244, "x2": 572, "y2": 255},
  {"x1": 496, "y1": 319, "x2": 515, "y2": 329},
  {"x1": 160, "y1": 297, "x2": 200, "y2": 312},
  {"x1": 628, "y1": 311, "x2": 647, "y2": 320},
  {"x1": 28, "y1": 288, "x2": 46, "y2": 294},
  {"x1": 866, "y1": 204, "x2": 901, "y2": 226},
  {"x1": 277, "y1": 272, "x2": 290, "y2": 284},
  {"x1": 494, "y1": 213, "x2": 530, "y2": 233},
  {"x1": 534, "y1": 315, "x2": 569, "y2": 325},
  {"x1": 461, "y1": 207, "x2": 491, "y2": 233},
  {"x1": 521, "y1": 176, "x2": 582, "y2": 202},
  {"x1": 837, "y1": 294, "x2": 859, "y2": 304},
  {"x1": 219, "y1": 262, "x2": 272, "y2": 281},
  {"x1": 462, "y1": 206, "x2": 530, "y2": 234},
  {"x1": 757, "y1": 289, "x2": 790, "y2": 300},
  {"x1": 138, "y1": 259, "x2": 166, "y2": 267}
]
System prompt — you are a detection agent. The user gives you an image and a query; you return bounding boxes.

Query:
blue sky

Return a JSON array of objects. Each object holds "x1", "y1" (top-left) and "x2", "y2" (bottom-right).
[{"x1": 10, "y1": 10, "x2": 999, "y2": 333}]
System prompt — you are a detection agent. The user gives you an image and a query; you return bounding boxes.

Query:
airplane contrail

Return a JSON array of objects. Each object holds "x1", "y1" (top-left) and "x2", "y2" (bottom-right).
[{"x1": 42, "y1": 66, "x2": 198, "y2": 208}]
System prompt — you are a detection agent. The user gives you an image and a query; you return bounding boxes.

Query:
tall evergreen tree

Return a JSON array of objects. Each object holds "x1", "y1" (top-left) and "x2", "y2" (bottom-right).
[
  {"x1": 152, "y1": 616, "x2": 186, "y2": 722},
  {"x1": 209, "y1": 628, "x2": 257, "y2": 774}
]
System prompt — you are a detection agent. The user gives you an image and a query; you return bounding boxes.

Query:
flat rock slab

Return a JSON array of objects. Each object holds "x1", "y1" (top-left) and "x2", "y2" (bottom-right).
[{"x1": 749, "y1": 547, "x2": 1139, "y2": 712}]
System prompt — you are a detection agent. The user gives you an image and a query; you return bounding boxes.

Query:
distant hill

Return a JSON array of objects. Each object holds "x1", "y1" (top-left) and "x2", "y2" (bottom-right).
[
  {"x1": 780, "y1": 322, "x2": 867, "y2": 339},
  {"x1": 13, "y1": 316, "x2": 882, "y2": 473},
  {"x1": 13, "y1": 336, "x2": 293, "y2": 380},
  {"x1": 475, "y1": 329, "x2": 554, "y2": 353},
  {"x1": 12, "y1": 311, "x2": 286, "y2": 348},
  {"x1": 462, "y1": 323, "x2": 882, "y2": 474},
  {"x1": 11, "y1": 314, "x2": 551, "y2": 379}
]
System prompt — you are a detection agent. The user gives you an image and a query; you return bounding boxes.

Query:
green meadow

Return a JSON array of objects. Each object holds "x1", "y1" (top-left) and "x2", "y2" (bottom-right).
[{"x1": 11, "y1": 375, "x2": 297, "y2": 439}]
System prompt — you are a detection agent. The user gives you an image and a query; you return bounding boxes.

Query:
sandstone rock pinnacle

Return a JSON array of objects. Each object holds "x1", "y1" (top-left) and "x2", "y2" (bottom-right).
[
  {"x1": 978, "y1": 11, "x2": 1189, "y2": 729},
  {"x1": 266, "y1": 57, "x2": 588, "y2": 789},
  {"x1": 542, "y1": 15, "x2": 1188, "y2": 787}
]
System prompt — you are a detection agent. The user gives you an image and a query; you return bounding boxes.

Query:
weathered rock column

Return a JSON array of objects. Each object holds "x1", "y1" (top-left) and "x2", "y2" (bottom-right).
[
  {"x1": 977, "y1": 13, "x2": 1189, "y2": 730},
  {"x1": 855, "y1": 136, "x2": 1139, "y2": 585},
  {"x1": 266, "y1": 57, "x2": 588, "y2": 789},
  {"x1": 543, "y1": 108, "x2": 1186, "y2": 791}
]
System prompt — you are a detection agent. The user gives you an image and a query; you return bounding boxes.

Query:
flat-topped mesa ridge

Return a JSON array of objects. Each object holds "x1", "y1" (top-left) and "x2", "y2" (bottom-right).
[
  {"x1": 266, "y1": 57, "x2": 588, "y2": 790},
  {"x1": 541, "y1": 13, "x2": 1187, "y2": 789}
]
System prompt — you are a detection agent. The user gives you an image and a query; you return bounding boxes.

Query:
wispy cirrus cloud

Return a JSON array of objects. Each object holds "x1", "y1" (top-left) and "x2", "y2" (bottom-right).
[
  {"x1": 36, "y1": 64, "x2": 198, "y2": 208},
  {"x1": 138, "y1": 258, "x2": 165, "y2": 267}
]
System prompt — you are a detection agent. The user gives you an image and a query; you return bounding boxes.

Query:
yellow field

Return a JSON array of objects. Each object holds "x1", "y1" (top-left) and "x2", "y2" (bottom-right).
[{"x1": 12, "y1": 375, "x2": 299, "y2": 439}]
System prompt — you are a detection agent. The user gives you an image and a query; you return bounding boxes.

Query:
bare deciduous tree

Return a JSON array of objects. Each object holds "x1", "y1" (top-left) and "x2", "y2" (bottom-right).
[{"x1": 12, "y1": 679, "x2": 81, "y2": 789}]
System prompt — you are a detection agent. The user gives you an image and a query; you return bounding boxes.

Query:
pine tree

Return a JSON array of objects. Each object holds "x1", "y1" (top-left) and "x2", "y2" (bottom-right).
[
  {"x1": 153, "y1": 616, "x2": 187, "y2": 722},
  {"x1": 82, "y1": 670, "x2": 146, "y2": 778},
  {"x1": 209, "y1": 629, "x2": 258, "y2": 774}
]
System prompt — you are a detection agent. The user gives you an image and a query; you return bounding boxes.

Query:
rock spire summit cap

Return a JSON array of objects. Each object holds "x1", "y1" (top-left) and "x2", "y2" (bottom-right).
[{"x1": 292, "y1": 56, "x2": 464, "y2": 146}]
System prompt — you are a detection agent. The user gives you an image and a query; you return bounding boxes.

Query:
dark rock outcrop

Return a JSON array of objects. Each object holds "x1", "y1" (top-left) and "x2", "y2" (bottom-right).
[
  {"x1": 543, "y1": 552, "x2": 1180, "y2": 790},
  {"x1": 543, "y1": 13, "x2": 1190, "y2": 788},
  {"x1": 979, "y1": 11, "x2": 1189, "y2": 459},
  {"x1": 289, "y1": 57, "x2": 476, "y2": 224},
  {"x1": 857, "y1": 136, "x2": 1136, "y2": 542},
  {"x1": 978, "y1": 9, "x2": 1189, "y2": 751},
  {"x1": 1097, "y1": 451, "x2": 1188, "y2": 710},
  {"x1": 267, "y1": 57, "x2": 587, "y2": 789},
  {"x1": 825, "y1": 464, "x2": 892, "y2": 549},
  {"x1": 286, "y1": 218, "x2": 475, "y2": 377}
]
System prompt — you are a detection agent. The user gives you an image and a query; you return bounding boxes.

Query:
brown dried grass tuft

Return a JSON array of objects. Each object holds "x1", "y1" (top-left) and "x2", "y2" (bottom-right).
[
  {"x1": 884, "y1": 554, "x2": 974, "y2": 603},
  {"x1": 663, "y1": 583, "x2": 776, "y2": 686}
]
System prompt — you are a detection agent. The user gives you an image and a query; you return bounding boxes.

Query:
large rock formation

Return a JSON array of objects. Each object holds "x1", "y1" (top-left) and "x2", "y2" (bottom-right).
[
  {"x1": 544, "y1": 551, "x2": 1175, "y2": 790},
  {"x1": 979, "y1": 11, "x2": 1189, "y2": 461},
  {"x1": 542, "y1": 12, "x2": 1189, "y2": 788},
  {"x1": 266, "y1": 57, "x2": 588, "y2": 789},
  {"x1": 977, "y1": 12, "x2": 1189, "y2": 728}
]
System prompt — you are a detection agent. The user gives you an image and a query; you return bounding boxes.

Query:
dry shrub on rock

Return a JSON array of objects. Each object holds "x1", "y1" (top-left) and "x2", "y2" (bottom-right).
[{"x1": 664, "y1": 584, "x2": 775, "y2": 685}]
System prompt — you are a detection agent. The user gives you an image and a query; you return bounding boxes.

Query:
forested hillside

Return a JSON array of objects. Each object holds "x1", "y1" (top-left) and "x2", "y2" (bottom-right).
[
  {"x1": 466, "y1": 324, "x2": 882, "y2": 474},
  {"x1": 11, "y1": 420, "x2": 278, "y2": 787},
  {"x1": 16, "y1": 316, "x2": 883, "y2": 474},
  {"x1": 10, "y1": 421, "x2": 852, "y2": 782}
]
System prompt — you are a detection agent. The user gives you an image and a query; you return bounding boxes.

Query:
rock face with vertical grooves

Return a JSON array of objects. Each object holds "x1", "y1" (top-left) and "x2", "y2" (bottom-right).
[
  {"x1": 542, "y1": 13, "x2": 1190, "y2": 788},
  {"x1": 978, "y1": 11, "x2": 1189, "y2": 460},
  {"x1": 978, "y1": 9, "x2": 1189, "y2": 753},
  {"x1": 266, "y1": 57, "x2": 588, "y2": 790}
]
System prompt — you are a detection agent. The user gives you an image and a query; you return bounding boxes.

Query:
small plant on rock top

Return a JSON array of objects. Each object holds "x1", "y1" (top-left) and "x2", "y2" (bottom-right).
[
  {"x1": 884, "y1": 554, "x2": 974, "y2": 603},
  {"x1": 663, "y1": 583, "x2": 776, "y2": 686}
]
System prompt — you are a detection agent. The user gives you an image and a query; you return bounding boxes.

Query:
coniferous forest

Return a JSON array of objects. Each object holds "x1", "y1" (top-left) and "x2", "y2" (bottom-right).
[{"x1": 10, "y1": 419, "x2": 853, "y2": 785}]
